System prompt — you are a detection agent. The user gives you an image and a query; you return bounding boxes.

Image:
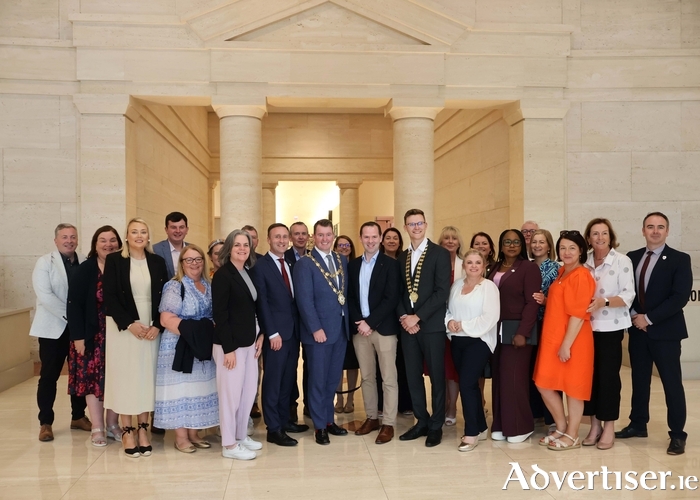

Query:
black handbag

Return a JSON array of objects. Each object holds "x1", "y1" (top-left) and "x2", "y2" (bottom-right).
[{"x1": 500, "y1": 320, "x2": 538, "y2": 346}]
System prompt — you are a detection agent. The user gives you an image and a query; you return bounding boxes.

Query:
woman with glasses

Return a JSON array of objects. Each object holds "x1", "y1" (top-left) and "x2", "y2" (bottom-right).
[
  {"x1": 487, "y1": 229, "x2": 542, "y2": 443},
  {"x1": 333, "y1": 235, "x2": 359, "y2": 413},
  {"x1": 154, "y1": 244, "x2": 219, "y2": 453},
  {"x1": 534, "y1": 230, "x2": 595, "y2": 451}
]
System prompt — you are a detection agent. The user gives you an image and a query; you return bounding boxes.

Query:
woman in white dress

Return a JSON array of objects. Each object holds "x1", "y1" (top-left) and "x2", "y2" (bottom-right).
[
  {"x1": 104, "y1": 218, "x2": 169, "y2": 458},
  {"x1": 154, "y1": 244, "x2": 219, "y2": 453}
]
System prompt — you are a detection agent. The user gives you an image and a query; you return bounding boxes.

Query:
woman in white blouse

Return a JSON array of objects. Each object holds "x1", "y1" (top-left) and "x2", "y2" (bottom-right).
[
  {"x1": 446, "y1": 250, "x2": 500, "y2": 452},
  {"x1": 581, "y1": 218, "x2": 635, "y2": 450}
]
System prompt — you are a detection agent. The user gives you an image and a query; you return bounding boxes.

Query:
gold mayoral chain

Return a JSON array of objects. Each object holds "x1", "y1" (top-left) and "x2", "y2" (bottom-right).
[
  {"x1": 405, "y1": 246, "x2": 427, "y2": 303},
  {"x1": 309, "y1": 253, "x2": 346, "y2": 305}
]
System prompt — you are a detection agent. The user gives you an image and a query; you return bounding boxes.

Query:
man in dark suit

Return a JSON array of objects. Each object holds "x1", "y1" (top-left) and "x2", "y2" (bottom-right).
[
  {"x1": 251, "y1": 223, "x2": 310, "y2": 447},
  {"x1": 152, "y1": 211, "x2": 189, "y2": 278},
  {"x1": 397, "y1": 209, "x2": 451, "y2": 447},
  {"x1": 293, "y1": 219, "x2": 350, "y2": 445},
  {"x1": 348, "y1": 222, "x2": 402, "y2": 444},
  {"x1": 242, "y1": 224, "x2": 265, "y2": 264},
  {"x1": 616, "y1": 212, "x2": 692, "y2": 455}
]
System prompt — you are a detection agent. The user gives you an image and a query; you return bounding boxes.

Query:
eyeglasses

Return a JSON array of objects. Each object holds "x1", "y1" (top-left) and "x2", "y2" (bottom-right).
[
  {"x1": 560, "y1": 230, "x2": 581, "y2": 238},
  {"x1": 503, "y1": 239, "x2": 521, "y2": 247},
  {"x1": 406, "y1": 222, "x2": 425, "y2": 228},
  {"x1": 183, "y1": 257, "x2": 204, "y2": 264},
  {"x1": 337, "y1": 243, "x2": 351, "y2": 249},
  {"x1": 521, "y1": 229, "x2": 536, "y2": 235}
]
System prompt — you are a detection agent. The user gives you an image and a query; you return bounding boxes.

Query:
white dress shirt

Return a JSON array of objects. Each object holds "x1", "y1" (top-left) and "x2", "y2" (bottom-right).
[{"x1": 584, "y1": 248, "x2": 636, "y2": 332}]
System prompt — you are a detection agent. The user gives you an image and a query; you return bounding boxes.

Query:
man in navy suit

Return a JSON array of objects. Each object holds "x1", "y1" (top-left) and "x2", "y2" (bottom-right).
[
  {"x1": 251, "y1": 223, "x2": 310, "y2": 446},
  {"x1": 293, "y1": 219, "x2": 350, "y2": 445},
  {"x1": 615, "y1": 212, "x2": 692, "y2": 455},
  {"x1": 152, "y1": 211, "x2": 189, "y2": 278}
]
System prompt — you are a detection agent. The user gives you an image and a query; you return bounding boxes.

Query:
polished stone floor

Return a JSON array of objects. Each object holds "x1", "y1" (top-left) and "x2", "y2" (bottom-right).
[{"x1": 1, "y1": 366, "x2": 698, "y2": 499}]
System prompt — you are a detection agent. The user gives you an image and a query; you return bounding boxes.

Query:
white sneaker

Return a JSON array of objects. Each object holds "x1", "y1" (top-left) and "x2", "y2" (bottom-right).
[
  {"x1": 507, "y1": 431, "x2": 534, "y2": 443},
  {"x1": 222, "y1": 444, "x2": 256, "y2": 460},
  {"x1": 247, "y1": 417, "x2": 254, "y2": 436},
  {"x1": 491, "y1": 431, "x2": 506, "y2": 441},
  {"x1": 237, "y1": 436, "x2": 263, "y2": 451}
]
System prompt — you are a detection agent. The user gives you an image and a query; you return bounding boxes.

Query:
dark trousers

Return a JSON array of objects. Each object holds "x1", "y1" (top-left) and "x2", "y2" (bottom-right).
[
  {"x1": 529, "y1": 343, "x2": 553, "y2": 425},
  {"x1": 290, "y1": 346, "x2": 309, "y2": 411},
  {"x1": 584, "y1": 330, "x2": 624, "y2": 421},
  {"x1": 628, "y1": 327, "x2": 687, "y2": 440},
  {"x1": 37, "y1": 329, "x2": 86, "y2": 425},
  {"x1": 401, "y1": 330, "x2": 445, "y2": 431},
  {"x1": 377, "y1": 334, "x2": 412, "y2": 413},
  {"x1": 305, "y1": 336, "x2": 347, "y2": 430},
  {"x1": 491, "y1": 342, "x2": 534, "y2": 436},
  {"x1": 450, "y1": 336, "x2": 490, "y2": 437},
  {"x1": 262, "y1": 337, "x2": 300, "y2": 432}
]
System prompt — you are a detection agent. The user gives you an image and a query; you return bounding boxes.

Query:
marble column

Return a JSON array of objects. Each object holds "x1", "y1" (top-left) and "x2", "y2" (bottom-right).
[
  {"x1": 261, "y1": 181, "x2": 278, "y2": 254},
  {"x1": 389, "y1": 107, "x2": 441, "y2": 240},
  {"x1": 338, "y1": 181, "x2": 361, "y2": 240},
  {"x1": 212, "y1": 104, "x2": 266, "y2": 236}
]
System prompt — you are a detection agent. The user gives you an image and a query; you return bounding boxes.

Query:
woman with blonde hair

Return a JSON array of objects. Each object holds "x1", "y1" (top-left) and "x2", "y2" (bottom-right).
[{"x1": 104, "y1": 218, "x2": 169, "y2": 457}]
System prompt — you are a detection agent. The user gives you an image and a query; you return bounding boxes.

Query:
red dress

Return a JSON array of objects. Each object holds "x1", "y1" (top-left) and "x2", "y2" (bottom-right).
[{"x1": 533, "y1": 266, "x2": 595, "y2": 400}]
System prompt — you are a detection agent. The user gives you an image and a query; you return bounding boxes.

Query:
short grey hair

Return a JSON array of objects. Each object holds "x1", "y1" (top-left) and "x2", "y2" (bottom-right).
[
  {"x1": 54, "y1": 223, "x2": 77, "y2": 238},
  {"x1": 218, "y1": 229, "x2": 256, "y2": 268}
]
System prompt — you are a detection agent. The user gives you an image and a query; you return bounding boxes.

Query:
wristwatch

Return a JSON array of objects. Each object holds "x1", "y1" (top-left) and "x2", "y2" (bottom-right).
[{"x1": 604, "y1": 298, "x2": 610, "y2": 307}]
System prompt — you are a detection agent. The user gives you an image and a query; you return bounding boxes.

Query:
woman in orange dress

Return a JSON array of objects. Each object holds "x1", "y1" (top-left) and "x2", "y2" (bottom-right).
[{"x1": 534, "y1": 230, "x2": 595, "y2": 451}]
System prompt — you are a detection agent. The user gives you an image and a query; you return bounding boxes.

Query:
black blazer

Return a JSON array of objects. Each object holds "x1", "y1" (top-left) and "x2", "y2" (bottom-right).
[
  {"x1": 348, "y1": 252, "x2": 401, "y2": 336},
  {"x1": 284, "y1": 247, "x2": 307, "y2": 268},
  {"x1": 397, "y1": 240, "x2": 452, "y2": 333},
  {"x1": 103, "y1": 252, "x2": 169, "y2": 332},
  {"x1": 250, "y1": 253, "x2": 299, "y2": 342},
  {"x1": 212, "y1": 260, "x2": 258, "y2": 353},
  {"x1": 628, "y1": 245, "x2": 692, "y2": 341},
  {"x1": 67, "y1": 257, "x2": 101, "y2": 344}
]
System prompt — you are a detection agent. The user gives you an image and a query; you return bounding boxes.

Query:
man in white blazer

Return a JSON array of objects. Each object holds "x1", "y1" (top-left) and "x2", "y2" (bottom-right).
[{"x1": 30, "y1": 223, "x2": 89, "y2": 441}]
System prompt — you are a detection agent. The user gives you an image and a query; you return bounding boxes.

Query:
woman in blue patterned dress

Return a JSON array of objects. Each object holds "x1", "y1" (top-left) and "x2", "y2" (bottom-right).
[{"x1": 154, "y1": 244, "x2": 219, "y2": 453}]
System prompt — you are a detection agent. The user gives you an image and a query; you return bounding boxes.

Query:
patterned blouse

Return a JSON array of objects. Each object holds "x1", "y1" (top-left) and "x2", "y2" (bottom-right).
[
  {"x1": 538, "y1": 258, "x2": 560, "y2": 320},
  {"x1": 159, "y1": 276, "x2": 213, "y2": 322}
]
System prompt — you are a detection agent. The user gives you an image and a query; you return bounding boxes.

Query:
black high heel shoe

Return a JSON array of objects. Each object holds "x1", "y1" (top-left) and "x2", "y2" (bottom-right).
[
  {"x1": 137, "y1": 422, "x2": 152, "y2": 456},
  {"x1": 121, "y1": 426, "x2": 140, "y2": 458}
]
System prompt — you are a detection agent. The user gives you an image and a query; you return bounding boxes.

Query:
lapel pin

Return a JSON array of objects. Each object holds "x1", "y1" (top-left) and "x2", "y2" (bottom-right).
[
  {"x1": 511, "y1": 269, "x2": 515, "y2": 273},
  {"x1": 662, "y1": 256, "x2": 667, "y2": 260}
]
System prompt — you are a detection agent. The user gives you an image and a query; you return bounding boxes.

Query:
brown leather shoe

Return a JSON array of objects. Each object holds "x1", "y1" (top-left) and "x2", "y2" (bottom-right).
[
  {"x1": 70, "y1": 416, "x2": 92, "y2": 431},
  {"x1": 375, "y1": 425, "x2": 394, "y2": 444},
  {"x1": 354, "y1": 418, "x2": 380, "y2": 436},
  {"x1": 39, "y1": 424, "x2": 54, "y2": 442}
]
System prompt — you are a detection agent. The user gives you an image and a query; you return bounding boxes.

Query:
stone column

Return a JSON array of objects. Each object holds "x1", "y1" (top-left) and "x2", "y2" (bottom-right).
[
  {"x1": 212, "y1": 104, "x2": 266, "y2": 236},
  {"x1": 389, "y1": 107, "x2": 441, "y2": 240},
  {"x1": 261, "y1": 181, "x2": 278, "y2": 254},
  {"x1": 337, "y1": 181, "x2": 361, "y2": 239}
]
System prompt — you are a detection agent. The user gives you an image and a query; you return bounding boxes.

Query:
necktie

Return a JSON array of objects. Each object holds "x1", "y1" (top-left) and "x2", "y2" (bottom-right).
[
  {"x1": 326, "y1": 254, "x2": 338, "y2": 288},
  {"x1": 637, "y1": 251, "x2": 653, "y2": 311},
  {"x1": 278, "y1": 258, "x2": 291, "y2": 295}
]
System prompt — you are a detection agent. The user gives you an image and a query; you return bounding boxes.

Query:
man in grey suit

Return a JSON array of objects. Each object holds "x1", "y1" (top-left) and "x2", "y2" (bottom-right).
[{"x1": 152, "y1": 212, "x2": 189, "y2": 278}]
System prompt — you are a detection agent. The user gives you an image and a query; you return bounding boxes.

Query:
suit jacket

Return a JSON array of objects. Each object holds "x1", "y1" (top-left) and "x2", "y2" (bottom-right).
[
  {"x1": 293, "y1": 249, "x2": 350, "y2": 345},
  {"x1": 397, "y1": 240, "x2": 452, "y2": 333},
  {"x1": 152, "y1": 239, "x2": 188, "y2": 279},
  {"x1": 487, "y1": 257, "x2": 542, "y2": 339},
  {"x1": 30, "y1": 250, "x2": 86, "y2": 339},
  {"x1": 250, "y1": 253, "x2": 299, "y2": 342},
  {"x1": 347, "y1": 252, "x2": 401, "y2": 336},
  {"x1": 284, "y1": 247, "x2": 308, "y2": 268},
  {"x1": 103, "y1": 252, "x2": 169, "y2": 332},
  {"x1": 212, "y1": 260, "x2": 258, "y2": 353},
  {"x1": 628, "y1": 245, "x2": 692, "y2": 341},
  {"x1": 67, "y1": 257, "x2": 101, "y2": 344}
]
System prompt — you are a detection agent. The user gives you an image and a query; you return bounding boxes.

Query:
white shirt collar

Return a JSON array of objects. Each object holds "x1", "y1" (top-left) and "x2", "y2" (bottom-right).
[
  {"x1": 410, "y1": 238, "x2": 428, "y2": 253},
  {"x1": 315, "y1": 247, "x2": 332, "y2": 260},
  {"x1": 268, "y1": 251, "x2": 285, "y2": 261}
]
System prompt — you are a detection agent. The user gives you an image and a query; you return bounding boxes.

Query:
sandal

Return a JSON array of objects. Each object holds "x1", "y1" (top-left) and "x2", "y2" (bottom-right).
[
  {"x1": 106, "y1": 424, "x2": 123, "y2": 441},
  {"x1": 548, "y1": 433, "x2": 581, "y2": 451},
  {"x1": 539, "y1": 429, "x2": 565, "y2": 447},
  {"x1": 121, "y1": 426, "x2": 140, "y2": 458},
  {"x1": 137, "y1": 422, "x2": 152, "y2": 456},
  {"x1": 445, "y1": 417, "x2": 457, "y2": 426},
  {"x1": 334, "y1": 398, "x2": 344, "y2": 414},
  {"x1": 343, "y1": 402, "x2": 354, "y2": 413},
  {"x1": 91, "y1": 428, "x2": 107, "y2": 447}
]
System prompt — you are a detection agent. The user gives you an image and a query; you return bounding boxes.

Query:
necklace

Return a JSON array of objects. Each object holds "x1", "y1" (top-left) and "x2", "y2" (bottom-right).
[
  {"x1": 405, "y1": 245, "x2": 428, "y2": 303},
  {"x1": 308, "y1": 253, "x2": 346, "y2": 305}
]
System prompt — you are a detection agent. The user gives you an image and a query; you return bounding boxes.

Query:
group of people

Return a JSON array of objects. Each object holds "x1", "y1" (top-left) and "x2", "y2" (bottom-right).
[{"x1": 29, "y1": 208, "x2": 691, "y2": 460}]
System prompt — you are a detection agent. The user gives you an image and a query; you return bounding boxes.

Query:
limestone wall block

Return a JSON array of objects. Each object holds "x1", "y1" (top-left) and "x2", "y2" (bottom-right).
[
  {"x1": 3, "y1": 149, "x2": 76, "y2": 203},
  {"x1": 682, "y1": 101, "x2": 700, "y2": 150},
  {"x1": 680, "y1": 201, "x2": 700, "y2": 250},
  {"x1": 567, "y1": 152, "x2": 632, "y2": 203},
  {"x1": 565, "y1": 101, "x2": 582, "y2": 152},
  {"x1": 0, "y1": 0, "x2": 59, "y2": 39},
  {"x1": 79, "y1": 0, "x2": 177, "y2": 15},
  {"x1": 446, "y1": 55, "x2": 566, "y2": 87},
  {"x1": 73, "y1": 23, "x2": 203, "y2": 48},
  {"x1": 81, "y1": 115, "x2": 126, "y2": 149},
  {"x1": 452, "y1": 31, "x2": 570, "y2": 57},
  {"x1": 0, "y1": 45, "x2": 75, "y2": 81},
  {"x1": 262, "y1": 157, "x2": 392, "y2": 176},
  {"x1": 682, "y1": 0, "x2": 700, "y2": 48},
  {"x1": 632, "y1": 152, "x2": 700, "y2": 201},
  {"x1": 475, "y1": 0, "x2": 563, "y2": 24},
  {"x1": 0, "y1": 95, "x2": 60, "y2": 149},
  {"x1": 3, "y1": 256, "x2": 42, "y2": 311},
  {"x1": 211, "y1": 50, "x2": 290, "y2": 83},
  {"x1": 569, "y1": 56, "x2": 700, "y2": 89},
  {"x1": 1, "y1": 203, "x2": 66, "y2": 256}
]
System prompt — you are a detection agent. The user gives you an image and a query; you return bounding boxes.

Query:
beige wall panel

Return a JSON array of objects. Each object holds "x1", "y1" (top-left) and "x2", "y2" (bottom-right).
[
  {"x1": 631, "y1": 152, "x2": 700, "y2": 201},
  {"x1": 0, "y1": 0, "x2": 58, "y2": 39},
  {"x1": 60, "y1": 0, "x2": 79, "y2": 40},
  {"x1": 306, "y1": 114, "x2": 350, "y2": 130},
  {"x1": 567, "y1": 152, "x2": 632, "y2": 204},
  {"x1": 261, "y1": 128, "x2": 291, "y2": 156},
  {"x1": 60, "y1": 96, "x2": 77, "y2": 149},
  {"x1": 76, "y1": 49, "x2": 126, "y2": 80},
  {"x1": 81, "y1": 114, "x2": 127, "y2": 149},
  {"x1": 0, "y1": 46, "x2": 75, "y2": 82},
  {"x1": 413, "y1": 0, "x2": 475, "y2": 26},
  {"x1": 682, "y1": 101, "x2": 700, "y2": 150},
  {"x1": 211, "y1": 50, "x2": 291, "y2": 83},
  {"x1": 370, "y1": 129, "x2": 393, "y2": 156},
  {"x1": 569, "y1": 56, "x2": 700, "y2": 89},
  {"x1": 172, "y1": 105, "x2": 210, "y2": 153},
  {"x1": 327, "y1": 129, "x2": 372, "y2": 156},
  {"x1": 3, "y1": 149, "x2": 76, "y2": 203},
  {"x1": 349, "y1": 114, "x2": 392, "y2": 130},
  {"x1": 208, "y1": 111, "x2": 220, "y2": 154},
  {"x1": 60, "y1": 202, "x2": 78, "y2": 227},
  {"x1": 80, "y1": 149, "x2": 127, "y2": 205},
  {"x1": 562, "y1": 0, "x2": 581, "y2": 28},
  {"x1": 142, "y1": 104, "x2": 210, "y2": 168},
  {"x1": 176, "y1": 0, "x2": 233, "y2": 19},
  {"x1": 73, "y1": 23, "x2": 203, "y2": 48},
  {"x1": 434, "y1": 109, "x2": 492, "y2": 151},
  {"x1": 565, "y1": 101, "x2": 582, "y2": 152},
  {"x1": 263, "y1": 114, "x2": 309, "y2": 129},
  {"x1": 576, "y1": 0, "x2": 681, "y2": 50},
  {"x1": 581, "y1": 101, "x2": 682, "y2": 152},
  {"x1": 683, "y1": 0, "x2": 700, "y2": 47},
  {"x1": 681, "y1": 201, "x2": 700, "y2": 250},
  {"x1": 358, "y1": 180, "x2": 394, "y2": 226},
  {"x1": 263, "y1": 158, "x2": 392, "y2": 175},
  {"x1": 452, "y1": 32, "x2": 570, "y2": 57},
  {"x1": 445, "y1": 55, "x2": 566, "y2": 87},
  {"x1": 125, "y1": 50, "x2": 210, "y2": 82},
  {"x1": 3, "y1": 256, "x2": 42, "y2": 310},
  {"x1": 475, "y1": 0, "x2": 562, "y2": 24},
  {"x1": 479, "y1": 118, "x2": 509, "y2": 170},
  {"x1": 1, "y1": 203, "x2": 66, "y2": 256},
  {"x1": 80, "y1": 0, "x2": 176, "y2": 15},
  {"x1": 0, "y1": 95, "x2": 60, "y2": 149}
]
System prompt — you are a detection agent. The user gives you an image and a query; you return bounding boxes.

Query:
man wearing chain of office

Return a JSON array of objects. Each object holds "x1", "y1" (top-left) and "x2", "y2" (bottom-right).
[{"x1": 293, "y1": 219, "x2": 351, "y2": 445}]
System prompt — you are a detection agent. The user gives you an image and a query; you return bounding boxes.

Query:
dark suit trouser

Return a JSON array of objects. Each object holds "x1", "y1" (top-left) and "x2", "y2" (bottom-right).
[
  {"x1": 401, "y1": 330, "x2": 445, "y2": 431},
  {"x1": 628, "y1": 327, "x2": 687, "y2": 440},
  {"x1": 491, "y1": 342, "x2": 534, "y2": 437},
  {"x1": 306, "y1": 335, "x2": 347, "y2": 430},
  {"x1": 584, "y1": 330, "x2": 624, "y2": 421},
  {"x1": 451, "y1": 336, "x2": 490, "y2": 437},
  {"x1": 262, "y1": 338, "x2": 300, "y2": 432},
  {"x1": 290, "y1": 346, "x2": 309, "y2": 411},
  {"x1": 37, "y1": 329, "x2": 87, "y2": 425}
]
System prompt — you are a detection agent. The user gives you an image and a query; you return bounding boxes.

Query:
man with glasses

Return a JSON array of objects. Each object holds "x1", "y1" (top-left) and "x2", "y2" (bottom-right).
[{"x1": 397, "y1": 209, "x2": 451, "y2": 447}]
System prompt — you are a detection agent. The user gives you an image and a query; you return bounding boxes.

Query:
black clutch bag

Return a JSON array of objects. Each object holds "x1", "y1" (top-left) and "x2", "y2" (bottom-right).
[{"x1": 500, "y1": 320, "x2": 538, "y2": 346}]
